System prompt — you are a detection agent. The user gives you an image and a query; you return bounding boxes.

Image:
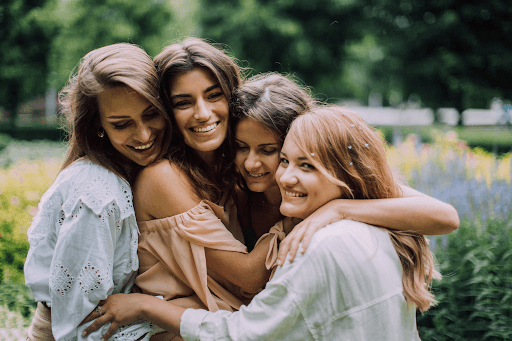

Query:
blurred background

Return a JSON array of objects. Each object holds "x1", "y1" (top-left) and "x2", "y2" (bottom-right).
[{"x1": 0, "y1": 0, "x2": 511, "y2": 339}]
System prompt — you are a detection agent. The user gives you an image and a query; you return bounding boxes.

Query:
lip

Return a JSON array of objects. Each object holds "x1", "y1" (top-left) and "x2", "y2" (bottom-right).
[
  {"x1": 190, "y1": 122, "x2": 220, "y2": 134},
  {"x1": 284, "y1": 190, "x2": 307, "y2": 198},
  {"x1": 247, "y1": 171, "x2": 270, "y2": 179}
]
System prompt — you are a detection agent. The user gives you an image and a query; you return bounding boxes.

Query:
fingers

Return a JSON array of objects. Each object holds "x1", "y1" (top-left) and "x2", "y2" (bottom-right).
[
  {"x1": 277, "y1": 228, "x2": 296, "y2": 266},
  {"x1": 285, "y1": 226, "x2": 306, "y2": 263},
  {"x1": 100, "y1": 322, "x2": 121, "y2": 341},
  {"x1": 82, "y1": 314, "x2": 110, "y2": 337}
]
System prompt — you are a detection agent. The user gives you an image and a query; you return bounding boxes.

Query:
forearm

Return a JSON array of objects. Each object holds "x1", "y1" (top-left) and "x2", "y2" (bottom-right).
[
  {"x1": 341, "y1": 196, "x2": 459, "y2": 235},
  {"x1": 140, "y1": 296, "x2": 186, "y2": 336},
  {"x1": 206, "y1": 234, "x2": 272, "y2": 292}
]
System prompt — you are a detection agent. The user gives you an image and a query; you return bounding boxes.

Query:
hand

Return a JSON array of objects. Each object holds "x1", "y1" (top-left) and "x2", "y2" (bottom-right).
[
  {"x1": 277, "y1": 200, "x2": 343, "y2": 265},
  {"x1": 79, "y1": 300, "x2": 106, "y2": 326},
  {"x1": 82, "y1": 293, "x2": 146, "y2": 340}
]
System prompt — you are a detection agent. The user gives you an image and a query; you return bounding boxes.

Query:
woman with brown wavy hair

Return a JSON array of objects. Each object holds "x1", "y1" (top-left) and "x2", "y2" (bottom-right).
[{"x1": 24, "y1": 42, "x2": 171, "y2": 340}]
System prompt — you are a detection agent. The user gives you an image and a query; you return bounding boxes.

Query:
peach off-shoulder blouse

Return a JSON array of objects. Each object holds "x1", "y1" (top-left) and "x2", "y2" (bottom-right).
[{"x1": 136, "y1": 200, "x2": 248, "y2": 312}]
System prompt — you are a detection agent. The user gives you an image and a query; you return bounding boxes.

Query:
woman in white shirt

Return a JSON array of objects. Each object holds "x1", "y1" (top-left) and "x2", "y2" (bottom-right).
[
  {"x1": 24, "y1": 43, "x2": 171, "y2": 340},
  {"x1": 82, "y1": 104, "x2": 440, "y2": 340}
]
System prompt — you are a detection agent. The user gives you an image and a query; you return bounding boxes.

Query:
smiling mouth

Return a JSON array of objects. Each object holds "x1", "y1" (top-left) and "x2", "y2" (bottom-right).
[
  {"x1": 248, "y1": 172, "x2": 268, "y2": 178},
  {"x1": 132, "y1": 141, "x2": 155, "y2": 151},
  {"x1": 191, "y1": 122, "x2": 219, "y2": 133},
  {"x1": 285, "y1": 190, "x2": 307, "y2": 198}
]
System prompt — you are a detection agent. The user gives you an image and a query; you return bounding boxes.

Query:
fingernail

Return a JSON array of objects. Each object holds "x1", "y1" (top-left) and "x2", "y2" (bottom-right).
[
  {"x1": 276, "y1": 260, "x2": 282, "y2": 266},
  {"x1": 82, "y1": 331, "x2": 87, "y2": 337}
]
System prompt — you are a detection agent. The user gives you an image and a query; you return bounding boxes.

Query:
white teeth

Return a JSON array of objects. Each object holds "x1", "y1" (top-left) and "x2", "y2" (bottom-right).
[
  {"x1": 134, "y1": 141, "x2": 153, "y2": 150},
  {"x1": 285, "y1": 191, "x2": 306, "y2": 198},
  {"x1": 248, "y1": 172, "x2": 266, "y2": 178},
  {"x1": 192, "y1": 122, "x2": 218, "y2": 133}
]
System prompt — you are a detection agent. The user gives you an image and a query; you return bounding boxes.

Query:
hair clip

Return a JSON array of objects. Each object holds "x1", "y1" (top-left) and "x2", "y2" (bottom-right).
[
  {"x1": 310, "y1": 153, "x2": 315, "y2": 156},
  {"x1": 348, "y1": 145, "x2": 352, "y2": 149},
  {"x1": 349, "y1": 162, "x2": 353, "y2": 166},
  {"x1": 364, "y1": 143, "x2": 369, "y2": 147}
]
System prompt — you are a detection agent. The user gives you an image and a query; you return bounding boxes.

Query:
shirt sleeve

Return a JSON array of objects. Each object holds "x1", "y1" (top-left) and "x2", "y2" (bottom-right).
[
  {"x1": 180, "y1": 280, "x2": 311, "y2": 341},
  {"x1": 49, "y1": 199, "x2": 119, "y2": 341}
]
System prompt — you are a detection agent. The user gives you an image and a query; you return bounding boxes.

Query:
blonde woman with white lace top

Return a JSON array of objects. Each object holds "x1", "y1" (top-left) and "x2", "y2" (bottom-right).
[{"x1": 23, "y1": 43, "x2": 171, "y2": 341}]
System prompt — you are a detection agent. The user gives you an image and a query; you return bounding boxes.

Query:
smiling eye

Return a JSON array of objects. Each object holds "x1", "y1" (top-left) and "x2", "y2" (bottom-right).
[
  {"x1": 144, "y1": 111, "x2": 159, "y2": 119},
  {"x1": 301, "y1": 163, "x2": 316, "y2": 170},
  {"x1": 113, "y1": 122, "x2": 130, "y2": 129},
  {"x1": 236, "y1": 144, "x2": 248, "y2": 151},
  {"x1": 172, "y1": 100, "x2": 191, "y2": 109},
  {"x1": 262, "y1": 148, "x2": 278, "y2": 155},
  {"x1": 208, "y1": 92, "x2": 224, "y2": 100},
  {"x1": 279, "y1": 157, "x2": 289, "y2": 165}
]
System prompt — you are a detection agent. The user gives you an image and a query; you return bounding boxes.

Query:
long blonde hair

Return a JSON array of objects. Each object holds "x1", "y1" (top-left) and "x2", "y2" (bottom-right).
[
  {"x1": 288, "y1": 105, "x2": 440, "y2": 312},
  {"x1": 60, "y1": 43, "x2": 170, "y2": 183}
]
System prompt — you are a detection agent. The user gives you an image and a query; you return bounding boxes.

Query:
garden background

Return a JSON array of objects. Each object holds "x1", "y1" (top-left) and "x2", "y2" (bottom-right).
[{"x1": 1, "y1": 0, "x2": 511, "y2": 340}]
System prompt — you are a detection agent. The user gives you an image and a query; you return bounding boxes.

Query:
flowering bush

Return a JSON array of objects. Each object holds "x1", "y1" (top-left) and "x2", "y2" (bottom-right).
[{"x1": 387, "y1": 130, "x2": 511, "y2": 222}]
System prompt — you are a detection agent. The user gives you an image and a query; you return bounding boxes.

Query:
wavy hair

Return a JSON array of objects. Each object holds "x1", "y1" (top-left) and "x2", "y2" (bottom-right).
[
  {"x1": 59, "y1": 43, "x2": 170, "y2": 183},
  {"x1": 154, "y1": 38, "x2": 242, "y2": 202},
  {"x1": 288, "y1": 105, "x2": 440, "y2": 312}
]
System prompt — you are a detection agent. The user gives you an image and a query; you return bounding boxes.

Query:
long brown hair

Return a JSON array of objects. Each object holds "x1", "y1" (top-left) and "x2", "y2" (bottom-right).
[
  {"x1": 154, "y1": 37, "x2": 242, "y2": 202},
  {"x1": 288, "y1": 105, "x2": 440, "y2": 312},
  {"x1": 60, "y1": 43, "x2": 170, "y2": 183}
]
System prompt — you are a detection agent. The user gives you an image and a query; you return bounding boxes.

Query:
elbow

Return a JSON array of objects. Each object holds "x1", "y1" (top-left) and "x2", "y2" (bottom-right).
[
  {"x1": 439, "y1": 205, "x2": 460, "y2": 234},
  {"x1": 238, "y1": 270, "x2": 270, "y2": 293}
]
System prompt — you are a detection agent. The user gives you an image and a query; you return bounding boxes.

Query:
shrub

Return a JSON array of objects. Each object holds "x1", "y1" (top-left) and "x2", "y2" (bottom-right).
[{"x1": 418, "y1": 218, "x2": 512, "y2": 340}]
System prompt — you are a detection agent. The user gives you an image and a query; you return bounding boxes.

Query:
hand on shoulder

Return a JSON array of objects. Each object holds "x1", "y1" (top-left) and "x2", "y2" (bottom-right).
[{"x1": 133, "y1": 159, "x2": 202, "y2": 220}]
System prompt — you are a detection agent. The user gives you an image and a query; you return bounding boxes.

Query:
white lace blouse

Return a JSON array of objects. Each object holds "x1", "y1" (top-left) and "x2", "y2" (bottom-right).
[{"x1": 24, "y1": 160, "x2": 154, "y2": 341}]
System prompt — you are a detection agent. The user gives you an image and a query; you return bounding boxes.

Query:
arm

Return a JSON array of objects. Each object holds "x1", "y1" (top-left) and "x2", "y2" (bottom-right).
[
  {"x1": 134, "y1": 160, "x2": 271, "y2": 292},
  {"x1": 83, "y1": 278, "x2": 307, "y2": 341},
  {"x1": 277, "y1": 184, "x2": 459, "y2": 264},
  {"x1": 49, "y1": 201, "x2": 119, "y2": 340}
]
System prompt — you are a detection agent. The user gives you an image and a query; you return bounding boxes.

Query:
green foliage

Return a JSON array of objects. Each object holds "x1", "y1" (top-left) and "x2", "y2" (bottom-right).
[
  {"x1": 48, "y1": 0, "x2": 175, "y2": 89},
  {"x1": 0, "y1": 0, "x2": 58, "y2": 123},
  {"x1": 0, "y1": 280, "x2": 35, "y2": 320},
  {"x1": 417, "y1": 218, "x2": 512, "y2": 340},
  {"x1": 368, "y1": 1, "x2": 512, "y2": 112},
  {"x1": 199, "y1": 0, "x2": 369, "y2": 100},
  {"x1": 0, "y1": 124, "x2": 64, "y2": 142}
]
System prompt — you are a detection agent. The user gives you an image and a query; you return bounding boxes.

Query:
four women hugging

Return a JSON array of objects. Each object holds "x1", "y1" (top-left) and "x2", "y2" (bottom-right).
[{"x1": 24, "y1": 38, "x2": 459, "y2": 341}]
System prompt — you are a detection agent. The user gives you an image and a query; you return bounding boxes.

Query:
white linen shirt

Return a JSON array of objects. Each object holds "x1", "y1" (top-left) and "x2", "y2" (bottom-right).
[
  {"x1": 181, "y1": 220, "x2": 421, "y2": 341},
  {"x1": 24, "y1": 160, "x2": 154, "y2": 341}
]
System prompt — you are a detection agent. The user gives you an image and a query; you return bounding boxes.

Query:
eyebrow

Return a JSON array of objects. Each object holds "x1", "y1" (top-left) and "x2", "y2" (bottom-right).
[
  {"x1": 106, "y1": 105, "x2": 154, "y2": 119},
  {"x1": 235, "y1": 139, "x2": 278, "y2": 147},
  {"x1": 280, "y1": 151, "x2": 308, "y2": 160},
  {"x1": 170, "y1": 84, "x2": 221, "y2": 101}
]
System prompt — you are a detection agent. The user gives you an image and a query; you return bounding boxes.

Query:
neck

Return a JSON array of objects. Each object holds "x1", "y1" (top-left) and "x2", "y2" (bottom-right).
[
  {"x1": 195, "y1": 149, "x2": 217, "y2": 169},
  {"x1": 263, "y1": 184, "x2": 282, "y2": 207}
]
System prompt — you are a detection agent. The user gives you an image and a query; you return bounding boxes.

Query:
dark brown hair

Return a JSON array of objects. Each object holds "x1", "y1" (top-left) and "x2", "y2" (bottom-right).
[{"x1": 154, "y1": 37, "x2": 242, "y2": 202}]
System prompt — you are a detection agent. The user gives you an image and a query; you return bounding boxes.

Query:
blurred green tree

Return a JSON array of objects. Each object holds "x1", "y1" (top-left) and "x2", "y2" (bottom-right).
[
  {"x1": 199, "y1": 0, "x2": 370, "y2": 101},
  {"x1": 367, "y1": 0, "x2": 512, "y2": 116},
  {"x1": 48, "y1": 0, "x2": 175, "y2": 90},
  {"x1": 0, "y1": 0, "x2": 58, "y2": 127}
]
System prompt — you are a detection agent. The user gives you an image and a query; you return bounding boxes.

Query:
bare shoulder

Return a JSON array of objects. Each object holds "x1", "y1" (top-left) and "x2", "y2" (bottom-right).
[{"x1": 133, "y1": 159, "x2": 201, "y2": 220}]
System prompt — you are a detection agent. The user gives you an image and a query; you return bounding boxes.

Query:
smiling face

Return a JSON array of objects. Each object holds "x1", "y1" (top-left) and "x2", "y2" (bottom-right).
[
  {"x1": 98, "y1": 86, "x2": 166, "y2": 166},
  {"x1": 235, "y1": 118, "x2": 281, "y2": 194},
  {"x1": 169, "y1": 67, "x2": 229, "y2": 163},
  {"x1": 276, "y1": 136, "x2": 343, "y2": 220}
]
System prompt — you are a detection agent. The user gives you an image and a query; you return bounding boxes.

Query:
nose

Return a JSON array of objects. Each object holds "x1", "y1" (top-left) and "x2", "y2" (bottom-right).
[
  {"x1": 194, "y1": 99, "x2": 212, "y2": 122},
  {"x1": 278, "y1": 166, "x2": 298, "y2": 187},
  {"x1": 134, "y1": 123, "x2": 151, "y2": 142},
  {"x1": 245, "y1": 151, "x2": 262, "y2": 171}
]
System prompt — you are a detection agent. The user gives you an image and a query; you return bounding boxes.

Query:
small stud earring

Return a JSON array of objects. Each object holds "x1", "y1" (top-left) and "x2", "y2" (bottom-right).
[{"x1": 98, "y1": 131, "x2": 104, "y2": 138}]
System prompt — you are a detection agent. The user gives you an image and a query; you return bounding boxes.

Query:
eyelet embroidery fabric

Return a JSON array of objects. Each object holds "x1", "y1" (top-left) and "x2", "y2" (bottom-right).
[{"x1": 24, "y1": 160, "x2": 149, "y2": 340}]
